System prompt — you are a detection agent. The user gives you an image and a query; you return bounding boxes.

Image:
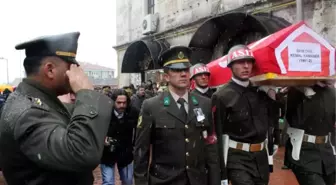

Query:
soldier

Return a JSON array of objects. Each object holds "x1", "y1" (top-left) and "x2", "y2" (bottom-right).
[
  {"x1": 0, "y1": 32, "x2": 113, "y2": 185},
  {"x1": 285, "y1": 82, "x2": 335, "y2": 185},
  {"x1": 189, "y1": 63, "x2": 214, "y2": 98},
  {"x1": 212, "y1": 45, "x2": 279, "y2": 185},
  {"x1": 134, "y1": 46, "x2": 220, "y2": 185}
]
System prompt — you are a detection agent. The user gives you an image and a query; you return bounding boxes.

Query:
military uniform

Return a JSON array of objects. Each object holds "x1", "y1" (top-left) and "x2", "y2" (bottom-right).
[
  {"x1": 285, "y1": 85, "x2": 336, "y2": 185},
  {"x1": 191, "y1": 88, "x2": 215, "y2": 99},
  {"x1": 134, "y1": 46, "x2": 220, "y2": 185},
  {"x1": 212, "y1": 45, "x2": 279, "y2": 185},
  {"x1": 0, "y1": 32, "x2": 113, "y2": 185}
]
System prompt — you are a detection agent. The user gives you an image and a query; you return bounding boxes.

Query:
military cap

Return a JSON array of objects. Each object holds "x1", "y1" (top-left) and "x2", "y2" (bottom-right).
[
  {"x1": 158, "y1": 46, "x2": 192, "y2": 69},
  {"x1": 15, "y1": 32, "x2": 80, "y2": 65}
]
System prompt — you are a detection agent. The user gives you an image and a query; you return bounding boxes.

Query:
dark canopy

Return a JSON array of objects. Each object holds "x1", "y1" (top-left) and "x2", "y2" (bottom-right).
[
  {"x1": 189, "y1": 12, "x2": 291, "y2": 64},
  {"x1": 121, "y1": 40, "x2": 169, "y2": 73}
]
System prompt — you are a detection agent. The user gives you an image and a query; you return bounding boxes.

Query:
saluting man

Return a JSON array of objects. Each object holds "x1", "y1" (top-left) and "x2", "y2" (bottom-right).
[
  {"x1": 0, "y1": 32, "x2": 113, "y2": 185},
  {"x1": 189, "y1": 63, "x2": 214, "y2": 99},
  {"x1": 133, "y1": 46, "x2": 220, "y2": 185}
]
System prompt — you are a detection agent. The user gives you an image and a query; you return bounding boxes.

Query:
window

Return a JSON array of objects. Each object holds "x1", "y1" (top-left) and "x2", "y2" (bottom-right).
[{"x1": 147, "y1": 0, "x2": 155, "y2": 14}]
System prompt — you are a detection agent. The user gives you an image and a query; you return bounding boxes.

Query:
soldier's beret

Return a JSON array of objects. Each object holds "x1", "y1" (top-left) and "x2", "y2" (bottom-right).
[
  {"x1": 15, "y1": 32, "x2": 80, "y2": 65},
  {"x1": 158, "y1": 46, "x2": 192, "y2": 69}
]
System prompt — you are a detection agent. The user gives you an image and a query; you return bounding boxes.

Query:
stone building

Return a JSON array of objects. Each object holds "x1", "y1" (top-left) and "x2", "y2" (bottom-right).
[
  {"x1": 113, "y1": 0, "x2": 336, "y2": 87},
  {"x1": 79, "y1": 62, "x2": 118, "y2": 87}
]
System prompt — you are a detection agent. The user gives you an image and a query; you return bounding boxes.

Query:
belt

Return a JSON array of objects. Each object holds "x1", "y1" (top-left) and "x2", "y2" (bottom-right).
[
  {"x1": 303, "y1": 134, "x2": 328, "y2": 144},
  {"x1": 229, "y1": 139, "x2": 265, "y2": 152}
]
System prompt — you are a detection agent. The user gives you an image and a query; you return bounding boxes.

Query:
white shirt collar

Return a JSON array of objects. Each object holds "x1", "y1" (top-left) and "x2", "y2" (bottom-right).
[
  {"x1": 114, "y1": 110, "x2": 124, "y2": 119},
  {"x1": 232, "y1": 77, "x2": 250, "y2": 87},
  {"x1": 195, "y1": 86, "x2": 209, "y2": 94},
  {"x1": 169, "y1": 89, "x2": 189, "y2": 104}
]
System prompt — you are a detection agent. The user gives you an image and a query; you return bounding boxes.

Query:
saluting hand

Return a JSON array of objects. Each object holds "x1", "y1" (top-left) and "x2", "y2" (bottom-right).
[{"x1": 66, "y1": 64, "x2": 94, "y2": 93}]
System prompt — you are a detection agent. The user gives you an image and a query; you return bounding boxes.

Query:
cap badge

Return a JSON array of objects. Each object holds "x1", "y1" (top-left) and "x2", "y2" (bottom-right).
[{"x1": 178, "y1": 51, "x2": 185, "y2": 59}]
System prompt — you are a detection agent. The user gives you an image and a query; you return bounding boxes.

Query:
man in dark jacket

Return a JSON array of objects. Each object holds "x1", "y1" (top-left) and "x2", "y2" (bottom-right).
[
  {"x1": 212, "y1": 45, "x2": 279, "y2": 185},
  {"x1": 130, "y1": 85, "x2": 146, "y2": 112},
  {"x1": 134, "y1": 46, "x2": 220, "y2": 185},
  {"x1": 101, "y1": 88, "x2": 139, "y2": 185},
  {"x1": 0, "y1": 32, "x2": 113, "y2": 185},
  {"x1": 285, "y1": 82, "x2": 335, "y2": 185}
]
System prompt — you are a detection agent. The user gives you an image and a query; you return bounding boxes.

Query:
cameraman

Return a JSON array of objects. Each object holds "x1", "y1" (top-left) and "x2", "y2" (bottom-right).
[{"x1": 101, "y1": 88, "x2": 139, "y2": 185}]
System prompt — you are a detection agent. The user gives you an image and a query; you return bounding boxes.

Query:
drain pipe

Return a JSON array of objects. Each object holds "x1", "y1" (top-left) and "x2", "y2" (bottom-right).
[{"x1": 296, "y1": 0, "x2": 304, "y2": 21}]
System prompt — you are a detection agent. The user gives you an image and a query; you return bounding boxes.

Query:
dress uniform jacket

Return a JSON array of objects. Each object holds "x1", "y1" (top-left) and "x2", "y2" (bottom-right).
[
  {"x1": 285, "y1": 86, "x2": 335, "y2": 175},
  {"x1": 212, "y1": 81, "x2": 279, "y2": 182},
  {"x1": 0, "y1": 79, "x2": 113, "y2": 185},
  {"x1": 134, "y1": 91, "x2": 220, "y2": 185}
]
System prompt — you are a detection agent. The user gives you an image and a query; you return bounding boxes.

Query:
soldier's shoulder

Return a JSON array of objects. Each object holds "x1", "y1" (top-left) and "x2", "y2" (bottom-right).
[
  {"x1": 143, "y1": 95, "x2": 160, "y2": 107},
  {"x1": 190, "y1": 92, "x2": 210, "y2": 103},
  {"x1": 213, "y1": 83, "x2": 234, "y2": 96},
  {"x1": 2, "y1": 92, "x2": 49, "y2": 119}
]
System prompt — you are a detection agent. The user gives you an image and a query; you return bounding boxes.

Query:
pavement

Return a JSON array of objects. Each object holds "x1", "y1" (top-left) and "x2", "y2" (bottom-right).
[{"x1": 0, "y1": 147, "x2": 299, "y2": 185}]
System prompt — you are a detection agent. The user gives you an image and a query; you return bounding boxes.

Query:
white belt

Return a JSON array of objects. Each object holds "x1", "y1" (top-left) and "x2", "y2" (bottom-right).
[
  {"x1": 303, "y1": 133, "x2": 328, "y2": 144},
  {"x1": 228, "y1": 139, "x2": 265, "y2": 152}
]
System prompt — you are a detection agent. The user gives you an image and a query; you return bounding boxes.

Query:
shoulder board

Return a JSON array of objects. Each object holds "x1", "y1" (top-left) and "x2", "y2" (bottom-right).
[{"x1": 27, "y1": 96, "x2": 49, "y2": 111}]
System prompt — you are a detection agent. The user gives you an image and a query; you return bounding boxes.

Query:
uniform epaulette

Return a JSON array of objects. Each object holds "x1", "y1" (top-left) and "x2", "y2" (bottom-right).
[{"x1": 26, "y1": 96, "x2": 49, "y2": 111}]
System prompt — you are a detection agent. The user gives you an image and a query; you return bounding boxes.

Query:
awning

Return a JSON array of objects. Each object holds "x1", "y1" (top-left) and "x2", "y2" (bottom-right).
[
  {"x1": 121, "y1": 40, "x2": 169, "y2": 73},
  {"x1": 188, "y1": 12, "x2": 291, "y2": 64}
]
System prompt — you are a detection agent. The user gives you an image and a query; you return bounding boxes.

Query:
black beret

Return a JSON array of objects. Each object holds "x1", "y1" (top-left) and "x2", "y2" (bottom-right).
[
  {"x1": 15, "y1": 32, "x2": 80, "y2": 65},
  {"x1": 158, "y1": 46, "x2": 192, "y2": 69}
]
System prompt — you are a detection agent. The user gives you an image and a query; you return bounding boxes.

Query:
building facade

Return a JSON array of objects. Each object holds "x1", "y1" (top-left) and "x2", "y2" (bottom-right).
[
  {"x1": 113, "y1": 0, "x2": 336, "y2": 87},
  {"x1": 79, "y1": 62, "x2": 118, "y2": 87}
]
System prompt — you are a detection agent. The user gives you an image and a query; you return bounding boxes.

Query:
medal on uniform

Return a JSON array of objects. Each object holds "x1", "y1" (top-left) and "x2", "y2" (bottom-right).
[{"x1": 193, "y1": 108, "x2": 205, "y2": 122}]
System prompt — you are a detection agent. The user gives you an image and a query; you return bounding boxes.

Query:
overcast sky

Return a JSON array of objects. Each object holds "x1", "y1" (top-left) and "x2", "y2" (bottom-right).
[{"x1": 0, "y1": 0, "x2": 117, "y2": 84}]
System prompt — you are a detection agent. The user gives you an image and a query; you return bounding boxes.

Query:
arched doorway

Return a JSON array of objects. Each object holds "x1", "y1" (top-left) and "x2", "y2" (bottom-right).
[
  {"x1": 189, "y1": 12, "x2": 291, "y2": 64},
  {"x1": 121, "y1": 39, "x2": 169, "y2": 82}
]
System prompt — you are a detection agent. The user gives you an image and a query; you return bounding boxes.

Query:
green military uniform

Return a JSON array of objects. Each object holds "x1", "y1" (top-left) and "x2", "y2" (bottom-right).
[
  {"x1": 0, "y1": 32, "x2": 113, "y2": 185},
  {"x1": 285, "y1": 85, "x2": 336, "y2": 185},
  {"x1": 134, "y1": 46, "x2": 220, "y2": 185}
]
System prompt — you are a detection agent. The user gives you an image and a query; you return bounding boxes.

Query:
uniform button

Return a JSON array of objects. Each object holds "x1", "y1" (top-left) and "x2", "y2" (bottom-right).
[
  {"x1": 186, "y1": 165, "x2": 189, "y2": 169},
  {"x1": 90, "y1": 110, "x2": 96, "y2": 115},
  {"x1": 164, "y1": 125, "x2": 167, "y2": 128},
  {"x1": 202, "y1": 124, "x2": 204, "y2": 127},
  {"x1": 185, "y1": 125, "x2": 188, "y2": 129},
  {"x1": 185, "y1": 138, "x2": 189, "y2": 143},
  {"x1": 186, "y1": 152, "x2": 189, "y2": 156}
]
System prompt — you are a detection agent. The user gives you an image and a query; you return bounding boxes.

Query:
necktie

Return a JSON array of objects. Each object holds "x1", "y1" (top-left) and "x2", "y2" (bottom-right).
[{"x1": 177, "y1": 98, "x2": 187, "y2": 123}]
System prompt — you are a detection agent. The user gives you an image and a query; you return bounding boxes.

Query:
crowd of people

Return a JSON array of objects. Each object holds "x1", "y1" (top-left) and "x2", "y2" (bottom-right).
[{"x1": 0, "y1": 31, "x2": 334, "y2": 185}]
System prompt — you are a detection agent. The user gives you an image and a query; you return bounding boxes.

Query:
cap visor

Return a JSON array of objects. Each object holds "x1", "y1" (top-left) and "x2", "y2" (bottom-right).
[
  {"x1": 165, "y1": 62, "x2": 192, "y2": 69},
  {"x1": 60, "y1": 57, "x2": 79, "y2": 65}
]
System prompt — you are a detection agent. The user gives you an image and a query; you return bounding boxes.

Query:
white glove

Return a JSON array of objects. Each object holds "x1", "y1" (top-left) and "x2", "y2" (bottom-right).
[
  {"x1": 273, "y1": 144, "x2": 279, "y2": 156},
  {"x1": 221, "y1": 179, "x2": 228, "y2": 185},
  {"x1": 303, "y1": 87, "x2": 316, "y2": 98}
]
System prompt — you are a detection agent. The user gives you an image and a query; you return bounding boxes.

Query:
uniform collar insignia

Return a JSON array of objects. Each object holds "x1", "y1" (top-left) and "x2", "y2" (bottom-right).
[
  {"x1": 164, "y1": 96, "x2": 170, "y2": 106},
  {"x1": 191, "y1": 96, "x2": 198, "y2": 105}
]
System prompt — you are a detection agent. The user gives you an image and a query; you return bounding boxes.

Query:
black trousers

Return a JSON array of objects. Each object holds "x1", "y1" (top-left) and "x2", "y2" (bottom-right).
[
  {"x1": 292, "y1": 169, "x2": 335, "y2": 185},
  {"x1": 228, "y1": 169, "x2": 269, "y2": 185}
]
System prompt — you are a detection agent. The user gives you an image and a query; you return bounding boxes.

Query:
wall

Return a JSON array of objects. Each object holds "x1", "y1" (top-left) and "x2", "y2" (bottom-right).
[
  {"x1": 273, "y1": 0, "x2": 336, "y2": 45},
  {"x1": 115, "y1": 0, "x2": 336, "y2": 87},
  {"x1": 116, "y1": 0, "x2": 268, "y2": 46}
]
